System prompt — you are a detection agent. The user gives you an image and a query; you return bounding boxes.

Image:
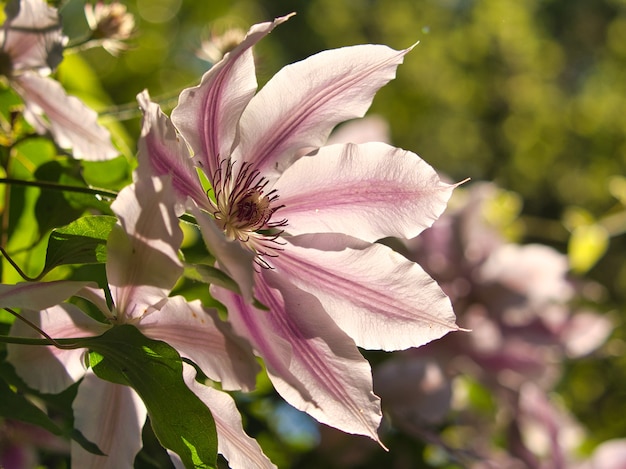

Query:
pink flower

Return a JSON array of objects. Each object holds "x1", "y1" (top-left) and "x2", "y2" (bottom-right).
[
  {"x1": 0, "y1": 0, "x2": 117, "y2": 160},
  {"x1": 138, "y1": 15, "x2": 460, "y2": 442},
  {"x1": 4, "y1": 175, "x2": 273, "y2": 468}
]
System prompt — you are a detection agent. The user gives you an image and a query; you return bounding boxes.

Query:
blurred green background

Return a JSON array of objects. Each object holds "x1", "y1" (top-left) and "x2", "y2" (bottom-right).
[{"x1": 22, "y1": 0, "x2": 626, "y2": 466}]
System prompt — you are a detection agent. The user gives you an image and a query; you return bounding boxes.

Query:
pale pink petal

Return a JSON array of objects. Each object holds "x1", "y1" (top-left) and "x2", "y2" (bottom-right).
[
  {"x1": 327, "y1": 115, "x2": 391, "y2": 145},
  {"x1": 580, "y1": 439, "x2": 626, "y2": 469},
  {"x1": 272, "y1": 235, "x2": 459, "y2": 351},
  {"x1": 0, "y1": 280, "x2": 92, "y2": 310},
  {"x1": 12, "y1": 73, "x2": 118, "y2": 160},
  {"x1": 190, "y1": 203, "x2": 255, "y2": 303},
  {"x1": 72, "y1": 370, "x2": 147, "y2": 469},
  {"x1": 171, "y1": 15, "x2": 293, "y2": 182},
  {"x1": 213, "y1": 272, "x2": 384, "y2": 443},
  {"x1": 275, "y1": 142, "x2": 455, "y2": 241},
  {"x1": 136, "y1": 91, "x2": 209, "y2": 212},
  {"x1": 7, "y1": 305, "x2": 109, "y2": 394},
  {"x1": 108, "y1": 177, "x2": 182, "y2": 320},
  {"x1": 1, "y1": 0, "x2": 65, "y2": 73},
  {"x1": 176, "y1": 364, "x2": 276, "y2": 469},
  {"x1": 236, "y1": 44, "x2": 411, "y2": 177},
  {"x1": 75, "y1": 285, "x2": 114, "y2": 321},
  {"x1": 138, "y1": 296, "x2": 259, "y2": 391},
  {"x1": 561, "y1": 311, "x2": 613, "y2": 358}
]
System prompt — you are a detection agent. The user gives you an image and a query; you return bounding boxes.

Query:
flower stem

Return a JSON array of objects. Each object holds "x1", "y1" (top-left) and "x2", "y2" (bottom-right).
[
  {"x1": 2, "y1": 308, "x2": 88, "y2": 349},
  {"x1": 0, "y1": 178, "x2": 118, "y2": 199}
]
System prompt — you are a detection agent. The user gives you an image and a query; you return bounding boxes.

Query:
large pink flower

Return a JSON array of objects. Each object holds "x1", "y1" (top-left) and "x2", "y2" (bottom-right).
[
  {"x1": 138, "y1": 15, "x2": 460, "y2": 442},
  {"x1": 0, "y1": 0, "x2": 117, "y2": 160},
  {"x1": 5, "y1": 175, "x2": 273, "y2": 468}
]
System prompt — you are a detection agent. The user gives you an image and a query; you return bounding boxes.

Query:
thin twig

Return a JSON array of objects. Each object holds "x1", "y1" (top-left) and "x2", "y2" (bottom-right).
[
  {"x1": 3, "y1": 307, "x2": 78, "y2": 349},
  {"x1": 0, "y1": 177, "x2": 118, "y2": 199}
]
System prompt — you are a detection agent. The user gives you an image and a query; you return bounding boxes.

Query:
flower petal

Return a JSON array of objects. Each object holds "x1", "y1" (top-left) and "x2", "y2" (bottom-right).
[
  {"x1": 236, "y1": 44, "x2": 411, "y2": 177},
  {"x1": 6, "y1": 304, "x2": 108, "y2": 394},
  {"x1": 190, "y1": 203, "x2": 255, "y2": 303},
  {"x1": 1, "y1": 0, "x2": 65, "y2": 73},
  {"x1": 275, "y1": 142, "x2": 455, "y2": 241},
  {"x1": 272, "y1": 235, "x2": 459, "y2": 351},
  {"x1": 0, "y1": 280, "x2": 93, "y2": 310},
  {"x1": 138, "y1": 296, "x2": 259, "y2": 391},
  {"x1": 175, "y1": 364, "x2": 276, "y2": 469},
  {"x1": 13, "y1": 73, "x2": 118, "y2": 160},
  {"x1": 108, "y1": 176, "x2": 183, "y2": 320},
  {"x1": 171, "y1": 14, "x2": 293, "y2": 182},
  {"x1": 212, "y1": 272, "x2": 384, "y2": 443},
  {"x1": 136, "y1": 90, "x2": 209, "y2": 212},
  {"x1": 72, "y1": 370, "x2": 147, "y2": 468}
]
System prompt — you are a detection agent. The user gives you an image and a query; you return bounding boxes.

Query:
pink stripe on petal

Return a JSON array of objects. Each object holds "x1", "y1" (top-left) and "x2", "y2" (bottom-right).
[
  {"x1": 273, "y1": 237, "x2": 460, "y2": 351},
  {"x1": 137, "y1": 91, "x2": 209, "y2": 210},
  {"x1": 172, "y1": 15, "x2": 293, "y2": 183},
  {"x1": 214, "y1": 273, "x2": 384, "y2": 443},
  {"x1": 275, "y1": 142, "x2": 455, "y2": 241},
  {"x1": 237, "y1": 44, "x2": 411, "y2": 177}
]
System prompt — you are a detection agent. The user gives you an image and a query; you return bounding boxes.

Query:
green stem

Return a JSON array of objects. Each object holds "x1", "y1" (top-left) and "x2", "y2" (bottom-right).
[
  {"x1": 0, "y1": 178, "x2": 118, "y2": 199},
  {"x1": 0, "y1": 246, "x2": 38, "y2": 281},
  {"x1": 3, "y1": 307, "x2": 95, "y2": 349},
  {"x1": 0, "y1": 334, "x2": 91, "y2": 348}
]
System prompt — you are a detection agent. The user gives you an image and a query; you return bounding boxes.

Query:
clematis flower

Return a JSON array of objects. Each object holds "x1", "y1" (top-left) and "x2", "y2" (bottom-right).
[
  {"x1": 5, "y1": 175, "x2": 274, "y2": 468},
  {"x1": 84, "y1": 1, "x2": 135, "y2": 56},
  {"x1": 0, "y1": 0, "x2": 117, "y2": 160},
  {"x1": 137, "y1": 14, "x2": 460, "y2": 443}
]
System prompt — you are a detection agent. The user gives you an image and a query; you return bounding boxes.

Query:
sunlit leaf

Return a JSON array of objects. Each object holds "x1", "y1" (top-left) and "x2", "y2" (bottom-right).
[
  {"x1": 85, "y1": 325, "x2": 218, "y2": 469},
  {"x1": 568, "y1": 224, "x2": 609, "y2": 274},
  {"x1": 43, "y1": 216, "x2": 117, "y2": 274}
]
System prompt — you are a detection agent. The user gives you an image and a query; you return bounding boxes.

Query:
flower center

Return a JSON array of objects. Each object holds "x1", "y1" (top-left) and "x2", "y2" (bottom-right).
[{"x1": 211, "y1": 160, "x2": 286, "y2": 266}]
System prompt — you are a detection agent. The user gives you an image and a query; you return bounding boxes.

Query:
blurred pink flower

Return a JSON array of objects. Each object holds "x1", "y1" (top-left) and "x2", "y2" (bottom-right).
[
  {"x1": 137, "y1": 15, "x2": 460, "y2": 443},
  {"x1": 0, "y1": 0, "x2": 117, "y2": 160}
]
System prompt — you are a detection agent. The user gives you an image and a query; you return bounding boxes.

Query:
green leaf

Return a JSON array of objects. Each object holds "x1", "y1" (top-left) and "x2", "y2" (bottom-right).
[
  {"x1": 568, "y1": 224, "x2": 609, "y2": 274},
  {"x1": 43, "y1": 216, "x2": 117, "y2": 274},
  {"x1": 0, "y1": 375, "x2": 64, "y2": 435},
  {"x1": 0, "y1": 363, "x2": 104, "y2": 455},
  {"x1": 85, "y1": 325, "x2": 218, "y2": 469}
]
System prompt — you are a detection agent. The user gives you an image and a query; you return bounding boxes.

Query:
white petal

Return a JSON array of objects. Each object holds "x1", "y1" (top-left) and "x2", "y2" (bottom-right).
[
  {"x1": 171, "y1": 15, "x2": 293, "y2": 182},
  {"x1": 138, "y1": 296, "x2": 259, "y2": 391},
  {"x1": 108, "y1": 176, "x2": 183, "y2": 320},
  {"x1": 13, "y1": 73, "x2": 118, "y2": 160},
  {"x1": 1, "y1": 0, "x2": 65, "y2": 73},
  {"x1": 177, "y1": 364, "x2": 276, "y2": 469},
  {"x1": 72, "y1": 371, "x2": 147, "y2": 469},
  {"x1": 0, "y1": 280, "x2": 92, "y2": 310},
  {"x1": 276, "y1": 142, "x2": 455, "y2": 241},
  {"x1": 273, "y1": 235, "x2": 459, "y2": 350},
  {"x1": 236, "y1": 44, "x2": 410, "y2": 177},
  {"x1": 213, "y1": 273, "x2": 384, "y2": 443},
  {"x1": 7, "y1": 304, "x2": 108, "y2": 394},
  {"x1": 136, "y1": 90, "x2": 209, "y2": 212}
]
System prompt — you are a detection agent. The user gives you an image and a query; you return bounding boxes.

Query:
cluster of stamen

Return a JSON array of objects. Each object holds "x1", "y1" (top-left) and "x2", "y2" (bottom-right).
[{"x1": 210, "y1": 159, "x2": 286, "y2": 268}]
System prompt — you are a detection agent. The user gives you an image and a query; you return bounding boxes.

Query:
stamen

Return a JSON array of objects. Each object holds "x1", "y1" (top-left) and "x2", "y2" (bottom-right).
[{"x1": 209, "y1": 159, "x2": 288, "y2": 268}]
